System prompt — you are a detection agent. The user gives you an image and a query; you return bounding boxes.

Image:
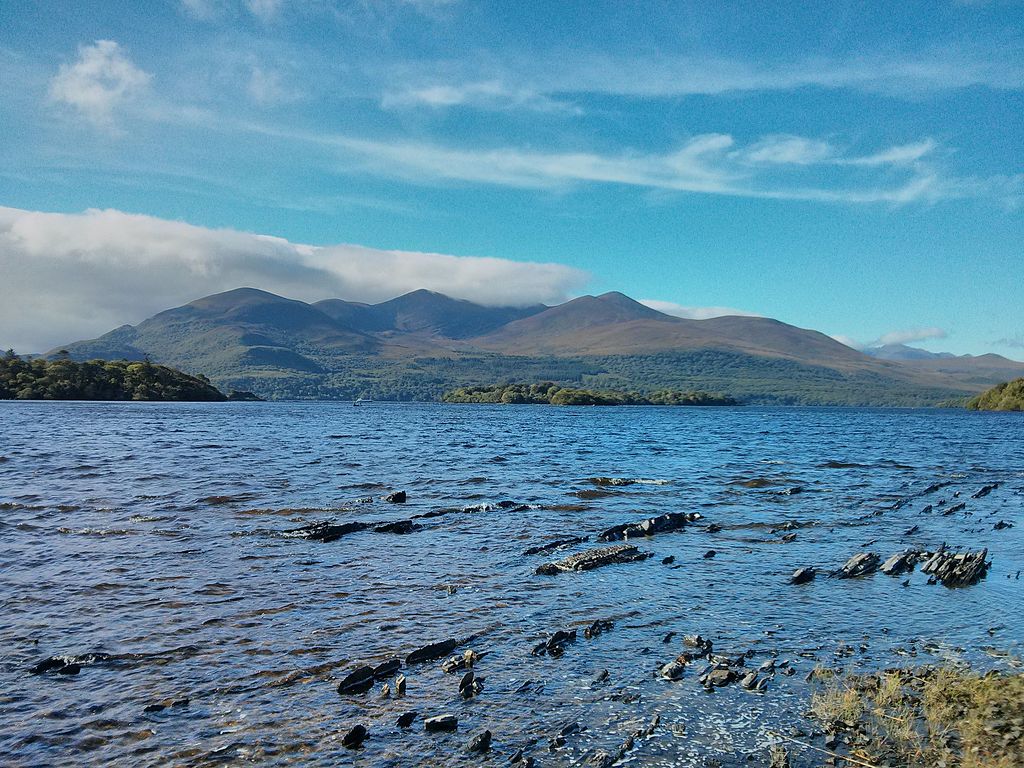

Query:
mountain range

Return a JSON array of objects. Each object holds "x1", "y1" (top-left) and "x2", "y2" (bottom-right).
[{"x1": 51, "y1": 288, "x2": 1024, "y2": 405}]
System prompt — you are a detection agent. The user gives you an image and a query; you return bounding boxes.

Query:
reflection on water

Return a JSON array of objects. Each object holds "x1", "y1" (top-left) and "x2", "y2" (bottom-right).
[{"x1": 0, "y1": 402, "x2": 1022, "y2": 766}]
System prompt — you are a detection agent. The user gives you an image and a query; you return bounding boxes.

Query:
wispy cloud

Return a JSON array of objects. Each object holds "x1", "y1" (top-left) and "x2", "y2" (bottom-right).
[
  {"x1": 995, "y1": 335, "x2": 1024, "y2": 349},
  {"x1": 639, "y1": 299, "x2": 762, "y2": 320},
  {"x1": 382, "y1": 80, "x2": 577, "y2": 113},
  {"x1": 288, "y1": 128, "x2": 988, "y2": 204},
  {"x1": 49, "y1": 40, "x2": 151, "y2": 129},
  {"x1": 247, "y1": 65, "x2": 301, "y2": 105},
  {"x1": 875, "y1": 327, "x2": 948, "y2": 346},
  {"x1": 0, "y1": 206, "x2": 588, "y2": 352},
  {"x1": 836, "y1": 327, "x2": 950, "y2": 350}
]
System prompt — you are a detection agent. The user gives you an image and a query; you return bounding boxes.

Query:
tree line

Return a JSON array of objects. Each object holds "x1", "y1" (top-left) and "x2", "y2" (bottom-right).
[
  {"x1": 0, "y1": 351, "x2": 227, "y2": 401},
  {"x1": 441, "y1": 382, "x2": 737, "y2": 406}
]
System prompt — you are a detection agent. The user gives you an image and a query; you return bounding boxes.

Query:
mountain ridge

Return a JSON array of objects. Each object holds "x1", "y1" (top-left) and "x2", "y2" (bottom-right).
[{"x1": 48, "y1": 287, "x2": 1024, "y2": 405}]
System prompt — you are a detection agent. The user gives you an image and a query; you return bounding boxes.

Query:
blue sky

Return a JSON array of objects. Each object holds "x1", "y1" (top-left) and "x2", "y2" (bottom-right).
[{"x1": 0, "y1": 0, "x2": 1022, "y2": 355}]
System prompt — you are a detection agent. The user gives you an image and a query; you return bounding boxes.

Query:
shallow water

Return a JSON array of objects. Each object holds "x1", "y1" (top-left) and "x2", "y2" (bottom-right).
[{"x1": 1, "y1": 402, "x2": 1022, "y2": 767}]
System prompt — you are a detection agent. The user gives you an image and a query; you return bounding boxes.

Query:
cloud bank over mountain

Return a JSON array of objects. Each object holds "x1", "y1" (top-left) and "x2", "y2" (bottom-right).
[{"x1": 0, "y1": 206, "x2": 587, "y2": 352}]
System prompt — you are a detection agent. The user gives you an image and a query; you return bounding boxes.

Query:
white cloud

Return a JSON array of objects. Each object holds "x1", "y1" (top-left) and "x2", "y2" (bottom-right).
[
  {"x1": 0, "y1": 206, "x2": 588, "y2": 353},
  {"x1": 49, "y1": 40, "x2": 151, "y2": 128},
  {"x1": 741, "y1": 135, "x2": 835, "y2": 165},
  {"x1": 248, "y1": 65, "x2": 299, "y2": 105},
  {"x1": 835, "y1": 327, "x2": 950, "y2": 350},
  {"x1": 830, "y1": 334, "x2": 867, "y2": 351},
  {"x1": 245, "y1": 0, "x2": 282, "y2": 19},
  {"x1": 844, "y1": 139, "x2": 939, "y2": 166},
  {"x1": 382, "y1": 80, "x2": 578, "y2": 113},
  {"x1": 875, "y1": 327, "x2": 948, "y2": 346},
  {"x1": 292, "y1": 128, "x2": 966, "y2": 203},
  {"x1": 640, "y1": 299, "x2": 762, "y2": 320}
]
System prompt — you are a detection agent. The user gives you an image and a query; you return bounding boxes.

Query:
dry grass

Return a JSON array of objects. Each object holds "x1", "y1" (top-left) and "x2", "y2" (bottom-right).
[{"x1": 809, "y1": 664, "x2": 1024, "y2": 767}]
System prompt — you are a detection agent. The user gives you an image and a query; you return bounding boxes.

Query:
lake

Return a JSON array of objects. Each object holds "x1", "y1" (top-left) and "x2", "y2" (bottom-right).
[{"x1": 1, "y1": 402, "x2": 1022, "y2": 766}]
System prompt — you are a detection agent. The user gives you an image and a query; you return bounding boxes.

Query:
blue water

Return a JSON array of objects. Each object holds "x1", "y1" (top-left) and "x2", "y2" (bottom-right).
[{"x1": 1, "y1": 402, "x2": 1022, "y2": 767}]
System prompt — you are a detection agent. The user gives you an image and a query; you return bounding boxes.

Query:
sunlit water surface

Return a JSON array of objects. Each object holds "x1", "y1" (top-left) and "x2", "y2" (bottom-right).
[{"x1": 1, "y1": 402, "x2": 1022, "y2": 767}]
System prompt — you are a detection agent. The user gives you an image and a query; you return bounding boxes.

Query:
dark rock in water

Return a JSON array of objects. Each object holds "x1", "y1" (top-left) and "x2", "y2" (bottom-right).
[
  {"x1": 942, "y1": 501, "x2": 967, "y2": 516},
  {"x1": 373, "y1": 519, "x2": 420, "y2": 534},
  {"x1": 835, "y1": 552, "x2": 880, "y2": 578},
  {"x1": 394, "y1": 674, "x2": 406, "y2": 696},
  {"x1": 282, "y1": 520, "x2": 367, "y2": 542},
  {"x1": 372, "y1": 658, "x2": 401, "y2": 679},
  {"x1": 921, "y1": 505, "x2": 933, "y2": 514},
  {"x1": 522, "y1": 536, "x2": 589, "y2": 556},
  {"x1": 337, "y1": 665, "x2": 375, "y2": 694},
  {"x1": 662, "y1": 631, "x2": 676, "y2": 643},
  {"x1": 781, "y1": 532, "x2": 797, "y2": 542},
  {"x1": 880, "y1": 550, "x2": 922, "y2": 576},
  {"x1": 424, "y1": 714, "x2": 459, "y2": 732},
  {"x1": 703, "y1": 549, "x2": 717, "y2": 559},
  {"x1": 660, "y1": 660, "x2": 686, "y2": 680},
  {"x1": 592, "y1": 669, "x2": 610, "y2": 686},
  {"x1": 458, "y1": 670, "x2": 484, "y2": 699},
  {"x1": 705, "y1": 523, "x2": 723, "y2": 533},
  {"x1": 532, "y1": 629, "x2": 578, "y2": 657},
  {"x1": 406, "y1": 639, "x2": 458, "y2": 665},
  {"x1": 920, "y1": 547, "x2": 990, "y2": 587},
  {"x1": 700, "y1": 666, "x2": 737, "y2": 688},
  {"x1": 583, "y1": 619, "x2": 614, "y2": 639},
  {"x1": 441, "y1": 649, "x2": 485, "y2": 673},
  {"x1": 536, "y1": 544, "x2": 652, "y2": 575},
  {"x1": 682, "y1": 634, "x2": 713, "y2": 655},
  {"x1": 972, "y1": 483, "x2": 999, "y2": 499},
  {"x1": 384, "y1": 491, "x2": 407, "y2": 504},
  {"x1": 598, "y1": 512, "x2": 694, "y2": 542},
  {"x1": 342, "y1": 724, "x2": 367, "y2": 749},
  {"x1": 903, "y1": 525, "x2": 920, "y2": 536},
  {"x1": 468, "y1": 730, "x2": 492, "y2": 753},
  {"x1": 740, "y1": 670, "x2": 759, "y2": 690},
  {"x1": 662, "y1": 555, "x2": 675, "y2": 565},
  {"x1": 397, "y1": 711, "x2": 418, "y2": 728},
  {"x1": 29, "y1": 652, "x2": 114, "y2": 675},
  {"x1": 789, "y1": 567, "x2": 816, "y2": 585},
  {"x1": 994, "y1": 520, "x2": 1013, "y2": 530},
  {"x1": 585, "y1": 750, "x2": 616, "y2": 768}
]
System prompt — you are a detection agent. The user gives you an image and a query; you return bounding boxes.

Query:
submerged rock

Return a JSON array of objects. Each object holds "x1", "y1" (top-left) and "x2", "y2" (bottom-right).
[
  {"x1": 522, "y1": 536, "x2": 589, "y2": 556},
  {"x1": 373, "y1": 519, "x2": 420, "y2": 534},
  {"x1": 972, "y1": 483, "x2": 999, "y2": 499},
  {"x1": 532, "y1": 628, "x2": 578, "y2": 657},
  {"x1": 583, "y1": 619, "x2": 614, "y2": 639},
  {"x1": 342, "y1": 724, "x2": 367, "y2": 749},
  {"x1": 789, "y1": 567, "x2": 816, "y2": 585},
  {"x1": 836, "y1": 552, "x2": 880, "y2": 578},
  {"x1": 424, "y1": 714, "x2": 459, "y2": 732},
  {"x1": 337, "y1": 665, "x2": 375, "y2": 694},
  {"x1": 536, "y1": 544, "x2": 652, "y2": 575},
  {"x1": 468, "y1": 730, "x2": 492, "y2": 753},
  {"x1": 29, "y1": 652, "x2": 115, "y2": 675},
  {"x1": 406, "y1": 639, "x2": 459, "y2": 665},
  {"x1": 281, "y1": 521, "x2": 367, "y2": 542},
  {"x1": 598, "y1": 512, "x2": 694, "y2": 542},
  {"x1": 372, "y1": 658, "x2": 401, "y2": 678}
]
